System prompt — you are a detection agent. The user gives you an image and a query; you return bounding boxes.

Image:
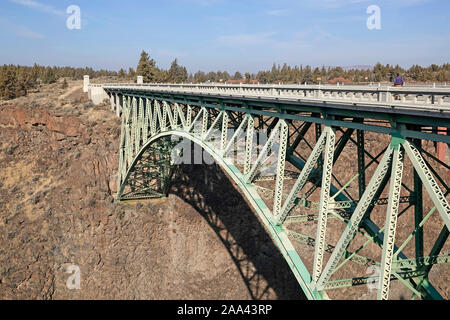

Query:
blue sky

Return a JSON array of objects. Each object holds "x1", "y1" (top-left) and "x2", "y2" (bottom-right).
[{"x1": 0, "y1": 0, "x2": 449, "y2": 73}]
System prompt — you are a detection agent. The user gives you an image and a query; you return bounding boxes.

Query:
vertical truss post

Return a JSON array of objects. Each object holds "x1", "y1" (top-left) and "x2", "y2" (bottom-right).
[
  {"x1": 130, "y1": 97, "x2": 138, "y2": 157},
  {"x1": 135, "y1": 97, "x2": 141, "y2": 154},
  {"x1": 142, "y1": 98, "x2": 150, "y2": 143},
  {"x1": 136, "y1": 97, "x2": 143, "y2": 153},
  {"x1": 413, "y1": 138, "x2": 424, "y2": 259},
  {"x1": 131, "y1": 97, "x2": 137, "y2": 155},
  {"x1": 273, "y1": 120, "x2": 289, "y2": 216},
  {"x1": 313, "y1": 126, "x2": 336, "y2": 283},
  {"x1": 113, "y1": 93, "x2": 117, "y2": 116},
  {"x1": 149, "y1": 100, "x2": 157, "y2": 136},
  {"x1": 173, "y1": 103, "x2": 179, "y2": 129},
  {"x1": 378, "y1": 145, "x2": 404, "y2": 300},
  {"x1": 201, "y1": 107, "x2": 209, "y2": 137},
  {"x1": 315, "y1": 120, "x2": 323, "y2": 172},
  {"x1": 403, "y1": 140, "x2": 450, "y2": 230},
  {"x1": 186, "y1": 105, "x2": 192, "y2": 128},
  {"x1": 154, "y1": 101, "x2": 164, "y2": 132},
  {"x1": 357, "y1": 129, "x2": 366, "y2": 198},
  {"x1": 115, "y1": 93, "x2": 119, "y2": 113},
  {"x1": 276, "y1": 130, "x2": 328, "y2": 224},
  {"x1": 244, "y1": 115, "x2": 255, "y2": 175},
  {"x1": 316, "y1": 146, "x2": 394, "y2": 289},
  {"x1": 117, "y1": 96, "x2": 127, "y2": 191},
  {"x1": 138, "y1": 97, "x2": 143, "y2": 146},
  {"x1": 125, "y1": 96, "x2": 133, "y2": 171},
  {"x1": 122, "y1": 97, "x2": 131, "y2": 184},
  {"x1": 161, "y1": 101, "x2": 168, "y2": 131},
  {"x1": 257, "y1": 115, "x2": 264, "y2": 146},
  {"x1": 221, "y1": 111, "x2": 229, "y2": 152}
]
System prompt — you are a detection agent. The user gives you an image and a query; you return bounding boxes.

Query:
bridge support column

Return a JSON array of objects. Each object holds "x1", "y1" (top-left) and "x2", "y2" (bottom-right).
[
  {"x1": 110, "y1": 93, "x2": 115, "y2": 112},
  {"x1": 436, "y1": 127, "x2": 448, "y2": 171},
  {"x1": 313, "y1": 126, "x2": 336, "y2": 283},
  {"x1": 273, "y1": 120, "x2": 289, "y2": 216},
  {"x1": 83, "y1": 75, "x2": 89, "y2": 93},
  {"x1": 378, "y1": 145, "x2": 404, "y2": 300},
  {"x1": 116, "y1": 94, "x2": 122, "y2": 117}
]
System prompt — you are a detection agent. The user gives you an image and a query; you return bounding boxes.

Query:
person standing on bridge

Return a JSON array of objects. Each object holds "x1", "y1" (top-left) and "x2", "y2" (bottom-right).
[
  {"x1": 393, "y1": 73, "x2": 404, "y2": 100},
  {"x1": 394, "y1": 73, "x2": 404, "y2": 87}
]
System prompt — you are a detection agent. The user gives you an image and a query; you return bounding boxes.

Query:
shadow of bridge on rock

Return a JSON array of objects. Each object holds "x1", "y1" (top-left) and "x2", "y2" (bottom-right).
[{"x1": 170, "y1": 163, "x2": 305, "y2": 300}]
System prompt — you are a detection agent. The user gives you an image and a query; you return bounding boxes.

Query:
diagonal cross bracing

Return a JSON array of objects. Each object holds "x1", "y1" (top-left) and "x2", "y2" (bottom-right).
[
  {"x1": 110, "y1": 89, "x2": 450, "y2": 301},
  {"x1": 316, "y1": 146, "x2": 394, "y2": 290}
]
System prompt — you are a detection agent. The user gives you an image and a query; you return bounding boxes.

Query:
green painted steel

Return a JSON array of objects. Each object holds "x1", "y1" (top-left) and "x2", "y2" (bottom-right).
[{"x1": 107, "y1": 87, "x2": 449, "y2": 301}]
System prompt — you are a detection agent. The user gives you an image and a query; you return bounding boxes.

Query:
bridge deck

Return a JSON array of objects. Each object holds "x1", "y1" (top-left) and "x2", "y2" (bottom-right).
[{"x1": 103, "y1": 84, "x2": 450, "y2": 121}]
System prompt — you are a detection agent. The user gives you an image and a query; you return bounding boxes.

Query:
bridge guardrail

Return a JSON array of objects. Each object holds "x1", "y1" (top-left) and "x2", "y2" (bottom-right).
[{"x1": 101, "y1": 83, "x2": 450, "y2": 106}]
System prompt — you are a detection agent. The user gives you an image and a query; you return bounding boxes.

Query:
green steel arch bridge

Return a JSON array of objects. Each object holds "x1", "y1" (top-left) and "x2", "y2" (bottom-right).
[{"x1": 96, "y1": 82, "x2": 450, "y2": 300}]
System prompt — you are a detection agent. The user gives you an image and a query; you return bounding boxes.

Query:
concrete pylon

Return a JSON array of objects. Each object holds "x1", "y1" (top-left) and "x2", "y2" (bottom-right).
[
  {"x1": 436, "y1": 127, "x2": 448, "y2": 176},
  {"x1": 83, "y1": 75, "x2": 90, "y2": 93}
]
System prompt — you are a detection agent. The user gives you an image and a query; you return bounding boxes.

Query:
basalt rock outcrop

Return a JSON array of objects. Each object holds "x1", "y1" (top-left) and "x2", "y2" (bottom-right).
[{"x1": 0, "y1": 81, "x2": 303, "y2": 300}]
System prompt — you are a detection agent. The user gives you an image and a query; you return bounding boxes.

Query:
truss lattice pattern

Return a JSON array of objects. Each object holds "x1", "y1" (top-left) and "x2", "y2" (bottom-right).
[{"x1": 111, "y1": 91, "x2": 450, "y2": 300}]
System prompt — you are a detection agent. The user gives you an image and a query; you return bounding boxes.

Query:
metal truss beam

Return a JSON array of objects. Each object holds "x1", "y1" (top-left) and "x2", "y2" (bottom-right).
[
  {"x1": 276, "y1": 130, "x2": 328, "y2": 224},
  {"x1": 244, "y1": 115, "x2": 255, "y2": 175},
  {"x1": 378, "y1": 146, "x2": 404, "y2": 300},
  {"x1": 246, "y1": 121, "x2": 282, "y2": 183},
  {"x1": 323, "y1": 270, "x2": 427, "y2": 291},
  {"x1": 316, "y1": 146, "x2": 393, "y2": 290},
  {"x1": 313, "y1": 126, "x2": 336, "y2": 283},
  {"x1": 114, "y1": 92, "x2": 449, "y2": 301},
  {"x1": 273, "y1": 120, "x2": 289, "y2": 217},
  {"x1": 223, "y1": 114, "x2": 248, "y2": 157},
  {"x1": 114, "y1": 90, "x2": 450, "y2": 144}
]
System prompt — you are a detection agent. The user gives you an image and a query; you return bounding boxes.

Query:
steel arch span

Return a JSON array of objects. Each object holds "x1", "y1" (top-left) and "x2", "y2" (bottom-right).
[{"x1": 106, "y1": 85, "x2": 450, "y2": 300}]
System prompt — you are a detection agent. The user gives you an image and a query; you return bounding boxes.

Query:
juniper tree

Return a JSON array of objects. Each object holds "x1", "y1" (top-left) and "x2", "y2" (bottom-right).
[
  {"x1": 168, "y1": 59, "x2": 188, "y2": 83},
  {"x1": 233, "y1": 71, "x2": 243, "y2": 80},
  {"x1": 42, "y1": 67, "x2": 56, "y2": 84},
  {"x1": 136, "y1": 50, "x2": 157, "y2": 82},
  {"x1": 0, "y1": 68, "x2": 18, "y2": 99}
]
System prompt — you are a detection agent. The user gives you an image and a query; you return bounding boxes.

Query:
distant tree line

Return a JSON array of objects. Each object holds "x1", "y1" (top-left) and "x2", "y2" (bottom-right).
[
  {"x1": 188, "y1": 62, "x2": 450, "y2": 85},
  {"x1": 0, "y1": 64, "x2": 118, "y2": 100},
  {"x1": 1, "y1": 52, "x2": 449, "y2": 101},
  {"x1": 136, "y1": 50, "x2": 449, "y2": 85}
]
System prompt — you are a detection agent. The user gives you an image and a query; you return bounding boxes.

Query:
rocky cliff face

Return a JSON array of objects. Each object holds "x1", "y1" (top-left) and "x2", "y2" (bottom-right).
[{"x1": 0, "y1": 81, "x2": 302, "y2": 300}]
